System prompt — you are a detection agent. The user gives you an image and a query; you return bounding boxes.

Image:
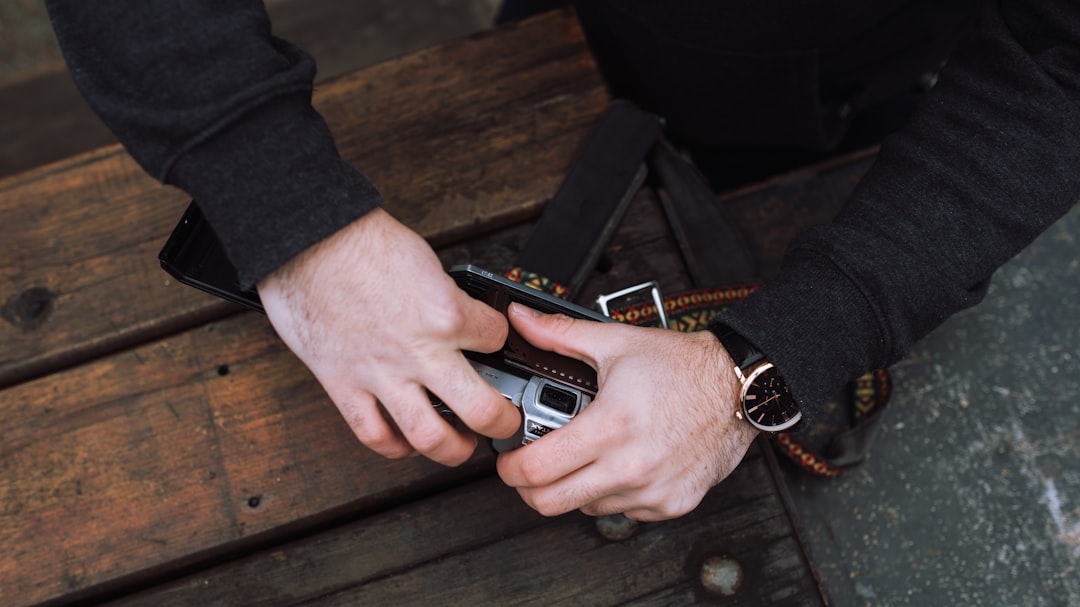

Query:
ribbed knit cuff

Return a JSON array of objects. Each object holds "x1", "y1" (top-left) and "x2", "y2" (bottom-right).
[{"x1": 167, "y1": 93, "x2": 382, "y2": 289}]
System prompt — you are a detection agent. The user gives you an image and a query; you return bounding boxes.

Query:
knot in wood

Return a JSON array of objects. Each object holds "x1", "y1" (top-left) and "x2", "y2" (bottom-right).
[{"x1": 2, "y1": 287, "x2": 57, "y2": 330}]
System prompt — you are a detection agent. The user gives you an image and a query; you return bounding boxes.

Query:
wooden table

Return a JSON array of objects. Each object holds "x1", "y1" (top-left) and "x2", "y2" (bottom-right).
[{"x1": 1, "y1": 10, "x2": 875, "y2": 606}]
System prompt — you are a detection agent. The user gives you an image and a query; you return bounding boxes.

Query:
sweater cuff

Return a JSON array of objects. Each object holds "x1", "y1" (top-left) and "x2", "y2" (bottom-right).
[
  {"x1": 167, "y1": 93, "x2": 382, "y2": 288},
  {"x1": 710, "y1": 246, "x2": 887, "y2": 416}
]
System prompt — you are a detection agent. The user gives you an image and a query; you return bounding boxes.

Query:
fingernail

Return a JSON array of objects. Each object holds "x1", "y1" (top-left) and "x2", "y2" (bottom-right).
[{"x1": 509, "y1": 302, "x2": 541, "y2": 317}]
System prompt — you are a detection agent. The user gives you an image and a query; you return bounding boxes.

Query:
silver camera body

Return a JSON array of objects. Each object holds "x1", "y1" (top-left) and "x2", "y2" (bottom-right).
[
  {"x1": 439, "y1": 265, "x2": 611, "y2": 452},
  {"x1": 471, "y1": 359, "x2": 593, "y2": 452}
]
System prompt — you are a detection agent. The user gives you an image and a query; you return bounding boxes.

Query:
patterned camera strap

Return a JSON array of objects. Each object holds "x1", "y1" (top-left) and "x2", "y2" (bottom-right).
[{"x1": 505, "y1": 100, "x2": 891, "y2": 477}]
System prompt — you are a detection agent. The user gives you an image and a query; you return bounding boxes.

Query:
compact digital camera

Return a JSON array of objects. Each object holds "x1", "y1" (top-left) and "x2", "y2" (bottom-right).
[
  {"x1": 434, "y1": 264, "x2": 612, "y2": 452},
  {"x1": 158, "y1": 202, "x2": 613, "y2": 452},
  {"x1": 465, "y1": 359, "x2": 589, "y2": 452}
]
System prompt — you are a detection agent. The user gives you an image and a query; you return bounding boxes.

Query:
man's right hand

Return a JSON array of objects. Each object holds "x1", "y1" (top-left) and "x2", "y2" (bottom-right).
[{"x1": 257, "y1": 208, "x2": 520, "y2": 466}]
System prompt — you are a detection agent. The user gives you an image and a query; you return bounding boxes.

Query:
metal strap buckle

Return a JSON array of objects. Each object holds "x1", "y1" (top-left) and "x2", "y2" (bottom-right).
[{"x1": 595, "y1": 281, "x2": 669, "y2": 330}]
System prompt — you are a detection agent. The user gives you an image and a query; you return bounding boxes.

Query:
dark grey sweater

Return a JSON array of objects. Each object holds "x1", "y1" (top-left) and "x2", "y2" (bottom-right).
[{"x1": 44, "y1": 1, "x2": 1080, "y2": 414}]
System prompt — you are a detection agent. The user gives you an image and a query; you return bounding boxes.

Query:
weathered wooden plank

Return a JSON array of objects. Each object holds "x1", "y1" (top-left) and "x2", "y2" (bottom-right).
[
  {"x1": 0, "y1": 308, "x2": 495, "y2": 607},
  {"x1": 0, "y1": 13, "x2": 876, "y2": 602},
  {"x1": 101, "y1": 450, "x2": 821, "y2": 607},
  {"x1": 316, "y1": 453, "x2": 821, "y2": 607},
  {"x1": 322, "y1": 8, "x2": 609, "y2": 245},
  {"x1": 100, "y1": 475, "x2": 552, "y2": 606},
  {"x1": 0, "y1": 135, "x2": 847, "y2": 607},
  {"x1": 0, "y1": 9, "x2": 609, "y2": 389},
  {"x1": 0, "y1": 0, "x2": 500, "y2": 180},
  {"x1": 0, "y1": 178, "x2": 679, "y2": 607}
]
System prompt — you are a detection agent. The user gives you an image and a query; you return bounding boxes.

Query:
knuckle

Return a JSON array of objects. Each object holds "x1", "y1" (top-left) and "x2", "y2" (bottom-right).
[
  {"x1": 622, "y1": 458, "x2": 653, "y2": 485},
  {"x1": 351, "y1": 423, "x2": 409, "y2": 458},
  {"x1": 528, "y1": 492, "x2": 565, "y2": 517},
  {"x1": 518, "y1": 454, "x2": 553, "y2": 487},
  {"x1": 597, "y1": 413, "x2": 631, "y2": 443},
  {"x1": 465, "y1": 396, "x2": 513, "y2": 435},
  {"x1": 349, "y1": 420, "x2": 384, "y2": 444},
  {"x1": 657, "y1": 492, "x2": 702, "y2": 520},
  {"x1": 340, "y1": 406, "x2": 382, "y2": 440},
  {"x1": 426, "y1": 301, "x2": 469, "y2": 337},
  {"x1": 407, "y1": 421, "x2": 450, "y2": 454},
  {"x1": 546, "y1": 312, "x2": 578, "y2": 335},
  {"x1": 465, "y1": 398, "x2": 500, "y2": 429}
]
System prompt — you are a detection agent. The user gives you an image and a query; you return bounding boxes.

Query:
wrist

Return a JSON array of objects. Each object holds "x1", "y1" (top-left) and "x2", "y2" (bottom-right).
[
  {"x1": 711, "y1": 323, "x2": 802, "y2": 433},
  {"x1": 171, "y1": 95, "x2": 382, "y2": 290},
  {"x1": 259, "y1": 207, "x2": 385, "y2": 294}
]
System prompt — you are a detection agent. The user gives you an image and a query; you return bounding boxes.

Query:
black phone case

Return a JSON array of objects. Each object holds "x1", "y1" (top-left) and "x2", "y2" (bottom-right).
[{"x1": 159, "y1": 201, "x2": 264, "y2": 311}]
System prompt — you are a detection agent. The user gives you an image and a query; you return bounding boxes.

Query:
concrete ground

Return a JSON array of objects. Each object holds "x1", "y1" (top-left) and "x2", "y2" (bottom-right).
[
  {"x1": 3, "y1": 3, "x2": 1077, "y2": 605},
  {"x1": 786, "y1": 203, "x2": 1080, "y2": 606}
]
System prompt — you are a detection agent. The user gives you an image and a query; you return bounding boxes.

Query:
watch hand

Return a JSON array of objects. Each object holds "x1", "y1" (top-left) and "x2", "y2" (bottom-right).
[{"x1": 747, "y1": 393, "x2": 779, "y2": 414}]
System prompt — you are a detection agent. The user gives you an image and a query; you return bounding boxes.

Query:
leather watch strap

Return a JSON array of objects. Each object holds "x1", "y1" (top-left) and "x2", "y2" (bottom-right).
[{"x1": 712, "y1": 324, "x2": 765, "y2": 370}]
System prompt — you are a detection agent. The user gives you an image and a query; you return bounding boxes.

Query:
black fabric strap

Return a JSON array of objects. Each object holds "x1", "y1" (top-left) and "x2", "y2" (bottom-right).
[
  {"x1": 514, "y1": 100, "x2": 661, "y2": 297},
  {"x1": 650, "y1": 137, "x2": 758, "y2": 286}
]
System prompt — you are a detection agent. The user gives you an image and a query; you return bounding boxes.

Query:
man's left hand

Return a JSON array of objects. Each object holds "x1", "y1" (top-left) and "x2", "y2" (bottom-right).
[{"x1": 496, "y1": 303, "x2": 759, "y2": 522}]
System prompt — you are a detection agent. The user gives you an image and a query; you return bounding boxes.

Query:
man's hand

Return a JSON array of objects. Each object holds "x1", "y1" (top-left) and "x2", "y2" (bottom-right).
[
  {"x1": 257, "y1": 208, "x2": 520, "y2": 466},
  {"x1": 496, "y1": 303, "x2": 759, "y2": 522}
]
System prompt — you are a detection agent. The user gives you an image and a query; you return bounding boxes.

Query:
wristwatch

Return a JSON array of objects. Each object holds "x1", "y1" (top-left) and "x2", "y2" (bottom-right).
[{"x1": 712, "y1": 325, "x2": 802, "y2": 432}]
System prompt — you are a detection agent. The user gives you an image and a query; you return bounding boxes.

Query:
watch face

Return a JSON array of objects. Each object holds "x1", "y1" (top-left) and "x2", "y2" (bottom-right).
[{"x1": 742, "y1": 363, "x2": 801, "y2": 432}]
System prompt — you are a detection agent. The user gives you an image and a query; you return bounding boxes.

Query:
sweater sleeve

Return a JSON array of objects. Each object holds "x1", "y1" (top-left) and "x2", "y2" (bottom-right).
[
  {"x1": 44, "y1": 0, "x2": 381, "y2": 288},
  {"x1": 713, "y1": 0, "x2": 1080, "y2": 413}
]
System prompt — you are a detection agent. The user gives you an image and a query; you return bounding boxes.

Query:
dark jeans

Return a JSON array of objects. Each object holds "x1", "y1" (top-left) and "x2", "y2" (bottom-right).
[{"x1": 496, "y1": 1, "x2": 968, "y2": 191}]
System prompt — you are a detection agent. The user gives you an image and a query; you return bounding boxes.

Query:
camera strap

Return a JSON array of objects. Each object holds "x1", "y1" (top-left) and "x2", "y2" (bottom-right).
[
  {"x1": 507, "y1": 100, "x2": 660, "y2": 300},
  {"x1": 504, "y1": 99, "x2": 892, "y2": 477}
]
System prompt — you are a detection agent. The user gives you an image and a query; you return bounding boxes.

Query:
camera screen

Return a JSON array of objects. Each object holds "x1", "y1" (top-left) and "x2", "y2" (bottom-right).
[{"x1": 539, "y1": 384, "x2": 578, "y2": 415}]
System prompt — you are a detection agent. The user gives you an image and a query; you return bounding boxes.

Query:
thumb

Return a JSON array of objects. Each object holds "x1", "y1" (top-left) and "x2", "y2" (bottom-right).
[{"x1": 507, "y1": 302, "x2": 614, "y2": 365}]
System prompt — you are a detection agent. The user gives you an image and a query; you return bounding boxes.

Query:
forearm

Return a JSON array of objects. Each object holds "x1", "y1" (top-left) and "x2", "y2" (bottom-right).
[
  {"x1": 717, "y1": 0, "x2": 1080, "y2": 413},
  {"x1": 45, "y1": 0, "x2": 380, "y2": 287}
]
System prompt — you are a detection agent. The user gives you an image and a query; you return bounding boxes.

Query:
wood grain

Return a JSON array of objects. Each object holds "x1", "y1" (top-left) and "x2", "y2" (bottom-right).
[
  {"x1": 0, "y1": 9, "x2": 608, "y2": 389},
  {"x1": 0, "y1": 10, "x2": 867, "y2": 606},
  {"x1": 0, "y1": 147, "x2": 665, "y2": 607},
  {"x1": 0, "y1": 149, "x2": 830, "y2": 607},
  {"x1": 103, "y1": 456, "x2": 822, "y2": 607},
  {"x1": 0, "y1": 309, "x2": 493, "y2": 607},
  {"x1": 0, "y1": 0, "x2": 501, "y2": 180}
]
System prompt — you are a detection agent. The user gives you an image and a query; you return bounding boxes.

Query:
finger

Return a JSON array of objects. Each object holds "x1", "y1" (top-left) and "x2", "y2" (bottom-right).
[
  {"x1": 334, "y1": 390, "x2": 417, "y2": 459},
  {"x1": 507, "y1": 303, "x2": 619, "y2": 365},
  {"x1": 426, "y1": 353, "x2": 521, "y2": 439},
  {"x1": 381, "y1": 382, "x2": 478, "y2": 466},
  {"x1": 497, "y1": 406, "x2": 607, "y2": 488},
  {"x1": 452, "y1": 293, "x2": 510, "y2": 354},
  {"x1": 511, "y1": 463, "x2": 613, "y2": 517}
]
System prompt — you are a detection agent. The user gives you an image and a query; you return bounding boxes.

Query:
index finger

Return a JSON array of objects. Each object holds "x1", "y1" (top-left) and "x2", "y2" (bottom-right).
[
  {"x1": 451, "y1": 290, "x2": 510, "y2": 354},
  {"x1": 496, "y1": 402, "x2": 606, "y2": 488},
  {"x1": 425, "y1": 352, "x2": 522, "y2": 439}
]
